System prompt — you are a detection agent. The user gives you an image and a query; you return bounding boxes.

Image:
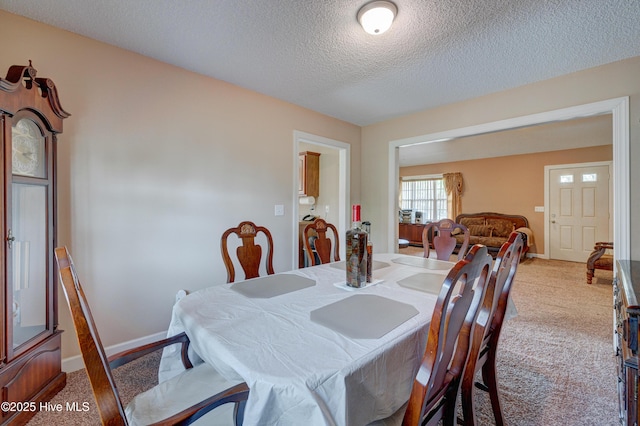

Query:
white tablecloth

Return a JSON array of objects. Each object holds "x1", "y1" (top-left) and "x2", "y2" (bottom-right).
[{"x1": 159, "y1": 253, "x2": 453, "y2": 425}]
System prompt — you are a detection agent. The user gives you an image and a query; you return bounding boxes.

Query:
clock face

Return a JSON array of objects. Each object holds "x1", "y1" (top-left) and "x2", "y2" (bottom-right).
[{"x1": 12, "y1": 118, "x2": 45, "y2": 177}]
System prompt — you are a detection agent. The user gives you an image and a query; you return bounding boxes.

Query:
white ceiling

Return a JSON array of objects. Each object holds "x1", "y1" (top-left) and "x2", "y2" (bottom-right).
[{"x1": 1, "y1": 0, "x2": 639, "y2": 128}]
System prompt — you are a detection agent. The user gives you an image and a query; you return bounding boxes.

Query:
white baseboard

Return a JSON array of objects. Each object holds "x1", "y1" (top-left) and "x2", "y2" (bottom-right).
[
  {"x1": 526, "y1": 252, "x2": 546, "y2": 259},
  {"x1": 62, "y1": 330, "x2": 167, "y2": 373}
]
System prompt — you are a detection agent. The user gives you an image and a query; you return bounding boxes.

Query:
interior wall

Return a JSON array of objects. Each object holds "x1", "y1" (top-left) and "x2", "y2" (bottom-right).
[
  {"x1": 400, "y1": 145, "x2": 613, "y2": 255},
  {"x1": 0, "y1": 11, "x2": 361, "y2": 358},
  {"x1": 362, "y1": 56, "x2": 640, "y2": 260}
]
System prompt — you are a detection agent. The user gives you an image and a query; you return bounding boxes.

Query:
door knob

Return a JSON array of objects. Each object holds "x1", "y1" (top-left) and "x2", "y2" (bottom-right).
[{"x1": 551, "y1": 220, "x2": 556, "y2": 224}]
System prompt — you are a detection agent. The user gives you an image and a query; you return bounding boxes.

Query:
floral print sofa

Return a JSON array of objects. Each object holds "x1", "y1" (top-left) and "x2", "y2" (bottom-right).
[{"x1": 454, "y1": 212, "x2": 532, "y2": 258}]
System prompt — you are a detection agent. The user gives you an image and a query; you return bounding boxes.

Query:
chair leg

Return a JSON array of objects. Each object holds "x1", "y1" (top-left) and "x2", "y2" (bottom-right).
[
  {"x1": 481, "y1": 349, "x2": 506, "y2": 426},
  {"x1": 586, "y1": 268, "x2": 594, "y2": 285},
  {"x1": 461, "y1": 375, "x2": 477, "y2": 426},
  {"x1": 443, "y1": 388, "x2": 460, "y2": 426},
  {"x1": 234, "y1": 400, "x2": 246, "y2": 426}
]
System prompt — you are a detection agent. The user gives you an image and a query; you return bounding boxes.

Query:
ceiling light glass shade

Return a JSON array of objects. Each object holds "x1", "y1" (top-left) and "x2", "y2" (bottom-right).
[{"x1": 357, "y1": 1, "x2": 397, "y2": 35}]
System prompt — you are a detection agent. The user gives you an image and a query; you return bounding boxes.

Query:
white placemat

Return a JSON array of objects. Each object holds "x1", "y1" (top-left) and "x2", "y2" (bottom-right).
[
  {"x1": 391, "y1": 256, "x2": 454, "y2": 270},
  {"x1": 396, "y1": 272, "x2": 446, "y2": 295},
  {"x1": 310, "y1": 294, "x2": 419, "y2": 339},
  {"x1": 230, "y1": 274, "x2": 315, "y2": 298}
]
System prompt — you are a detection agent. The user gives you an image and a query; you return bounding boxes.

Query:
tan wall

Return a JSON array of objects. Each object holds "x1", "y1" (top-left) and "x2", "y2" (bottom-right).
[
  {"x1": 0, "y1": 11, "x2": 361, "y2": 359},
  {"x1": 400, "y1": 145, "x2": 613, "y2": 255},
  {"x1": 363, "y1": 56, "x2": 640, "y2": 260}
]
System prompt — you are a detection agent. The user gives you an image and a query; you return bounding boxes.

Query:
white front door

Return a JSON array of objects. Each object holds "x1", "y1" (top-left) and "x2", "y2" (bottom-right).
[{"x1": 548, "y1": 162, "x2": 611, "y2": 262}]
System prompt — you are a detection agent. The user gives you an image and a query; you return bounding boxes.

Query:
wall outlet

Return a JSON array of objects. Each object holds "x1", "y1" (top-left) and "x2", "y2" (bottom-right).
[
  {"x1": 274, "y1": 204, "x2": 285, "y2": 216},
  {"x1": 534, "y1": 206, "x2": 545, "y2": 212}
]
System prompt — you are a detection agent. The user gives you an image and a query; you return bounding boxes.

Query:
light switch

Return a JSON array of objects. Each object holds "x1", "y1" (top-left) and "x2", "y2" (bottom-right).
[
  {"x1": 534, "y1": 206, "x2": 545, "y2": 212},
  {"x1": 274, "y1": 204, "x2": 285, "y2": 216}
]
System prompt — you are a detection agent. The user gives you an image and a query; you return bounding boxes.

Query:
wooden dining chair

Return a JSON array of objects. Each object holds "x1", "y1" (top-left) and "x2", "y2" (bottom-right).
[
  {"x1": 303, "y1": 218, "x2": 340, "y2": 266},
  {"x1": 221, "y1": 221, "x2": 275, "y2": 283},
  {"x1": 54, "y1": 246, "x2": 249, "y2": 426},
  {"x1": 422, "y1": 219, "x2": 470, "y2": 261},
  {"x1": 459, "y1": 232, "x2": 525, "y2": 426},
  {"x1": 403, "y1": 244, "x2": 493, "y2": 426}
]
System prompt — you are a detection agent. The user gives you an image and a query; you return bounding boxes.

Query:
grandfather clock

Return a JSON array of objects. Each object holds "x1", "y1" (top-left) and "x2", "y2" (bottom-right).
[{"x1": 0, "y1": 63, "x2": 69, "y2": 424}]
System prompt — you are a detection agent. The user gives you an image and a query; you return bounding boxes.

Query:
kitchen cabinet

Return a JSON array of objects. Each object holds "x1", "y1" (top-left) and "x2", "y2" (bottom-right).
[
  {"x1": 299, "y1": 151, "x2": 320, "y2": 198},
  {"x1": 0, "y1": 64, "x2": 69, "y2": 424}
]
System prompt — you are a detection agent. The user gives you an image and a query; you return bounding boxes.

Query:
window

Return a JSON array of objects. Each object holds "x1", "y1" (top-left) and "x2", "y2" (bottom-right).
[{"x1": 401, "y1": 177, "x2": 448, "y2": 222}]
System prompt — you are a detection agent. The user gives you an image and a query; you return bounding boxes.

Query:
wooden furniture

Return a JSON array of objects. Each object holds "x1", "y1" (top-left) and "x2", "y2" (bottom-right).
[
  {"x1": 461, "y1": 232, "x2": 525, "y2": 426},
  {"x1": 298, "y1": 220, "x2": 314, "y2": 268},
  {"x1": 221, "y1": 221, "x2": 275, "y2": 283},
  {"x1": 422, "y1": 219, "x2": 470, "y2": 261},
  {"x1": 54, "y1": 247, "x2": 249, "y2": 425},
  {"x1": 403, "y1": 245, "x2": 493, "y2": 426},
  {"x1": 0, "y1": 63, "x2": 69, "y2": 424},
  {"x1": 298, "y1": 151, "x2": 320, "y2": 198},
  {"x1": 587, "y1": 241, "x2": 613, "y2": 284},
  {"x1": 160, "y1": 253, "x2": 452, "y2": 425},
  {"x1": 399, "y1": 222, "x2": 426, "y2": 246},
  {"x1": 615, "y1": 260, "x2": 640, "y2": 426},
  {"x1": 303, "y1": 218, "x2": 340, "y2": 266},
  {"x1": 455, "y1": 212, "x2": 531, "y2": 258}
]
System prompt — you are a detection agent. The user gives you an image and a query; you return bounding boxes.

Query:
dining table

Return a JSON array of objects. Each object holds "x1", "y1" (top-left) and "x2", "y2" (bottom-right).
[{"x1": 158, "y1": 253, "x2": 459, "y2": 425}]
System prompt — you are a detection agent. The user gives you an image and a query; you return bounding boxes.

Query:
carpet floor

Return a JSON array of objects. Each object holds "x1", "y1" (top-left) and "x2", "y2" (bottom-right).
[{"x1": 27, "y1": 255, "x2": 617, "y2": 425}]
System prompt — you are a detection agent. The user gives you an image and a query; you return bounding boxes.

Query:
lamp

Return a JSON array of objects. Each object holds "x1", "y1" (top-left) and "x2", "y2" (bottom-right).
[{"x1": 357, "y1": 1, "x2": 398, "y2": 35}]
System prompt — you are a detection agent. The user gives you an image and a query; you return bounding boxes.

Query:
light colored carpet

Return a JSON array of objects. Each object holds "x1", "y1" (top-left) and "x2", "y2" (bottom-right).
[
  {"x1": 27, "y1": 255, "x2": 617, "y2": 425},
  {"x1": 471, "y1": 257, "x2": 617, "y2": 426},
  {"x1": 26, "y1": 351, "x2": 159, "y2": 426}
]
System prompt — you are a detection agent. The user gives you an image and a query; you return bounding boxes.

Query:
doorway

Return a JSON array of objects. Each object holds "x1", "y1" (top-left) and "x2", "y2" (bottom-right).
[
  {"x1": 546, "y1": 161, "x2": 612, "y2": 262},
  {"x1": 387, "y1": 97, "x2": 630, "y2": 262},
  {"x1": 293, "y1": 131, "x2": 350, "y2": 270}
]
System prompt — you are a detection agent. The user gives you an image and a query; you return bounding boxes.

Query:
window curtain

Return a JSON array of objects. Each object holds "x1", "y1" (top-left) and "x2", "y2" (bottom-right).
[{"x1": 443, "y1": 172, "x2": 463, "y2": 220}]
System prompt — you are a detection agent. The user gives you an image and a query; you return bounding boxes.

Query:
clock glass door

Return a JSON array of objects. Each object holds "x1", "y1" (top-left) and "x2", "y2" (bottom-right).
[
  {"x1": 11, "y1": 184, "x2": 47, "y2": 348},
  {"x1": 12, "y1": 118, "x2": 45, "y2": 178},
  {"x1": 10, "y1": 117, "x2": 49, "y2": 350}
]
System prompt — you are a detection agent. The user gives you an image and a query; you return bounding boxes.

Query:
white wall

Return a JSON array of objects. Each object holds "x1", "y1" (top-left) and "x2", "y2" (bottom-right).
[{"x1": 0, "y1": 11, "x2": 361, "y2": 359}]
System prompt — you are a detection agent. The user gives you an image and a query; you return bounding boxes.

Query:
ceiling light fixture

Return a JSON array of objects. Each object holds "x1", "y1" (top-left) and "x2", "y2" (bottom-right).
[{"x1": 357, "y1": 1, "x2": 398, "y2": 35}]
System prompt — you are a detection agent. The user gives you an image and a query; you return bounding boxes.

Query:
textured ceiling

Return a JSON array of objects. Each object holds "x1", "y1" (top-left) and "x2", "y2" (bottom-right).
[{"x1": 1, "y1": 0, "x2": 639, "y2": 127}]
